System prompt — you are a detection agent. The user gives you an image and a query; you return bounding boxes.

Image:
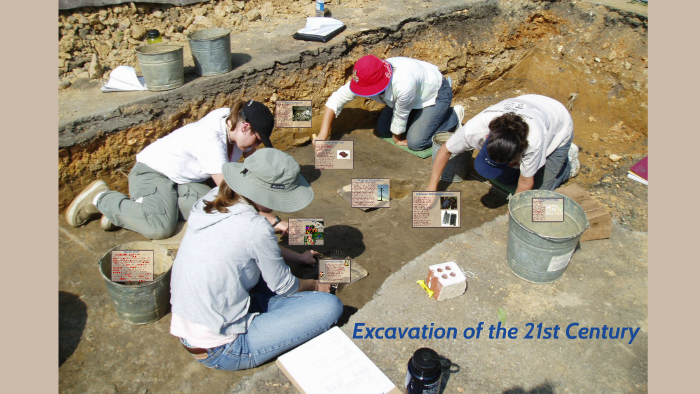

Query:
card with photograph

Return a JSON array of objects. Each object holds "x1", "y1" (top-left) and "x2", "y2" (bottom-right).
[
  {"x1": 412, "y1": 191, "x2": 461, "y2": 228},
  {"x1": 275, "y1": 100, "x2": 312, "y2": 128},
  {"x1": 288, "y1": 218, "x2": 325, "y2": 245},
  {"x1": 315, "y1": 140, "x2": 354, "y2": 169}
]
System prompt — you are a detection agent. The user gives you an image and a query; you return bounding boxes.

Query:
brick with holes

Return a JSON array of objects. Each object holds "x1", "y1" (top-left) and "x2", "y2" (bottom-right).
[{"x1": 426, "y1": 261, "x2": 467, "y2": 301}]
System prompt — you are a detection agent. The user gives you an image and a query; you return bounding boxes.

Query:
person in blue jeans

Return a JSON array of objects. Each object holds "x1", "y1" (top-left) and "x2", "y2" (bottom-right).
[
  {"x1": 314, "y1": 55, "x2": 464, "y2": 151},
  {"x1": 427, "y1": 94, "x2": 574, "y2": 194},
  {"x1": 170, "y1": 149, "x2": 343, "y2": 371}
]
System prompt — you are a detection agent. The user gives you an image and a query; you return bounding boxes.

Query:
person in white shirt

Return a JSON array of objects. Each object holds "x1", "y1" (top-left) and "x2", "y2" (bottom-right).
[
  {"x1": 315, "y1": 55, "x2": 464, "y2": 151},
  {"x1": 65, "y1": 100, "x2": 288, "y2": 239},
  {"x1": 427, "y1": 94, "x2": 574, "y2": 194}
]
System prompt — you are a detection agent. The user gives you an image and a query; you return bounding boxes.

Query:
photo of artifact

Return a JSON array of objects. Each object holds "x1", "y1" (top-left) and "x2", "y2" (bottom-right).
[
  {"x1": 440, "y1": 196, "x2": 458, "y2": 210},
  {"x1": 57, "y1": 0, "x2": 651, "y2": 393},
  {"x1": 292, "y1": 105, "x2": 312, "y2": 121}
]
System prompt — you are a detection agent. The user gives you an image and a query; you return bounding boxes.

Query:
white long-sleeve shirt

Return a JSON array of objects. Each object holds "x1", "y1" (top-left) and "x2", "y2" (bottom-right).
[{"x1": 325, "y1": 57, "x2": 444, "y2": 135}]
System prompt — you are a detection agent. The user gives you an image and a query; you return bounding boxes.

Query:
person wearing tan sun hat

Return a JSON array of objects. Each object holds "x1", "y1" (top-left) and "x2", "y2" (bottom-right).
[
  {"x1": 314, "y1": 55, "x2": 464, "y2": 151},
  {"x1": 64, "y1": 100, "x2": 290, "y2": 240},
  {"x1": 170, "y1": 148, "x2": 343, "y2": 371}
]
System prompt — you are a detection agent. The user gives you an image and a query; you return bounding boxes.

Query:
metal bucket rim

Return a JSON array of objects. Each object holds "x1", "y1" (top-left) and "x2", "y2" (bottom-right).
[
  {"x1": 136, "y1": 44, "x2": 184, "y2": 55},
  {"x1": 508, "y1": 190, "x2": 590, "y2": 241},
  {"x1": 432, "y1": 131, "x2": 455, "y2": 145},
  {"x1": 98, "y1": 242, "x2": 174, "y2": 288},
  {"x1": 187, "y1": 28, "x2": 232, "y2": 41}
]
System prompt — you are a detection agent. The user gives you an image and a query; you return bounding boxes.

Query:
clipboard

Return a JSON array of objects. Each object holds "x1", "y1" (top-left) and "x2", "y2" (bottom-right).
[{"x1": 293, "y1": 25, "x2": 346, "y2": 42}]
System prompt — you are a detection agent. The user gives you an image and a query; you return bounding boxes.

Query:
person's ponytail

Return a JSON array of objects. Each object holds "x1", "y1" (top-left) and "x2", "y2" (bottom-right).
[
  {"x1": 204, "y1": 180, "x2": 259, "y2": 214},
  {"x1": 486, "y1": 112, "x2": 529, "y2": 163}
]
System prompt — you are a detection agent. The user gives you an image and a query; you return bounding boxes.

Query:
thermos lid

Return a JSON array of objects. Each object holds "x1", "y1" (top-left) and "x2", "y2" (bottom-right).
[
  {"x1": 147, "y1": 29, "x2": 161, "y2": 38},
  {"x1": 411, "y1": 348, "x2": 440, "y2": 374}
]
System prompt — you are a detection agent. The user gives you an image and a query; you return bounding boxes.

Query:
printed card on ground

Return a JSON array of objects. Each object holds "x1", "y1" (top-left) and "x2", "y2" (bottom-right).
[
  {"x1": 351, "y1": 178, "x2": 390, "y2": 208},
  {"x1": 412, "y1": 191, "x2": 461, "y2": 228},
  {"x1": 288, "y1": 218, "x2": 324, "y2": 246},
  {"x1": 532, "y1": 197, "x2": 565, "y2": 222},
  {"x1": 318, "y1": 259, "x2": 352, "y2": 284},
  {"x1": 111, "y1": 250, "x2": 154, "y2": 282},
  {"x1": 314, "y1": 140, "x2": 354, "y2": 170},
  {"x1": 275, "y1": 100, "x2": 312, "y2": 128}
]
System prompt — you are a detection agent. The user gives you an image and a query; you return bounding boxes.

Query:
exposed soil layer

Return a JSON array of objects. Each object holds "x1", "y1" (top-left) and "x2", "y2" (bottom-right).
[
  {"x1": 58, "y1": 1, "x2": 648, "y2": 393},
  {"x1": 58, "y1": 0, "x2": 648, "y2": 221}
]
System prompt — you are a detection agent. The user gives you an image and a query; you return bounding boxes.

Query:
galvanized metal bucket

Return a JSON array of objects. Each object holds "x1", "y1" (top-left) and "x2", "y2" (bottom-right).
[
  {"x1": 99, "y1": 241, "x2": 174, "y2": 325},
  {"x1": 507, "y1": 190, "x2": 589, "y2": 283},
  {"x1": 187, "y1": 28, "x2": 232, "y2": 76},
  {"x1": 135, "y1": 44, "x2": 184, "y2": 91},
  {"x1": 431, "y1": 131, "x2": 471, "y2": 182}
]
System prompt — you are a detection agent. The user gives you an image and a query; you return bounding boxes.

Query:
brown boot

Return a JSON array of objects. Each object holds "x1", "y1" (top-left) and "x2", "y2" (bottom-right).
[{"x1": 65, "y1": 180, "x2": 110, "y2": 227}]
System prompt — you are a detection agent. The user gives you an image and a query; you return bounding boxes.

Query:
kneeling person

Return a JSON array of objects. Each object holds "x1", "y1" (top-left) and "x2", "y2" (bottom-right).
[{"x1": 428, "y1": 94, "x2": 574, "y2": 194}]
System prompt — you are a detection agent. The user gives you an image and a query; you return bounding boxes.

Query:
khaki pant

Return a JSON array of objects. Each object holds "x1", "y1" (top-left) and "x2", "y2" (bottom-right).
[{"x1": 96, "y1": 163, "x2": 211, "y2": 239}]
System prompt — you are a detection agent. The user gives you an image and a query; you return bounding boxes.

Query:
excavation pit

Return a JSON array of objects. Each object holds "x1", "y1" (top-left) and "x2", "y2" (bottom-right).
[{"x1": 58, "y1": 1, "x2": 648, "y2": 393}]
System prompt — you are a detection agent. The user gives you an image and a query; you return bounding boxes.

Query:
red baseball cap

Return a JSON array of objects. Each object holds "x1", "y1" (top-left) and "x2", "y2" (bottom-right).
[{"x1": 349, "y1": 55, "x2": 393, "y2": 97}]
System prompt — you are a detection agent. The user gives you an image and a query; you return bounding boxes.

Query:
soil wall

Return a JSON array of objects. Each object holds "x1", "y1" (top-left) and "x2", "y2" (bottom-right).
[{"x1": 58, "y1": 0, "x2": 648, "y2": 211}]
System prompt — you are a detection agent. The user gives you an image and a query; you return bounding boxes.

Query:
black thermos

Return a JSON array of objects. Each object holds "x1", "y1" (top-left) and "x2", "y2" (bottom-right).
[{"x1": 405, "y1": 347, "x2": 442, "y2": 394}]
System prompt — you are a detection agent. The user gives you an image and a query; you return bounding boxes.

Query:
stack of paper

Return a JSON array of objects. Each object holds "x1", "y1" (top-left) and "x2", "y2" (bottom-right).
[
  {"x1": 101, "y1": 66, "x2": 147, "y2": 92},
  {"x1": 627, "y1": 156, "x2": 648, "y2": 185},
  {"x1": 277, "y1": 327, "x2": 401, "y2": 394},
  {"x1": 293, "y1": 17, "x2": 346, "y2": 42}
]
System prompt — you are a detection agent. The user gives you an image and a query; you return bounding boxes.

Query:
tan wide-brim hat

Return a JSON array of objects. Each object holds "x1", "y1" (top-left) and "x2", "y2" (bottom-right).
[{"x1": 222, "y1": 148, "x2": 314, "y2": 212}]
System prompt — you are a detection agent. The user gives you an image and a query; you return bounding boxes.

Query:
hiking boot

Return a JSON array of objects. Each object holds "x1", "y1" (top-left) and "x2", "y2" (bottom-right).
[
  {"x1": 65, "y1": 180, "x2": 110, "y2": 227},
  {"x1": 100, "y1": 215, "x2": 119, "y2": 231},
  {"x1": 454, "y1": 105, "x2": 465, "y2": 126}
]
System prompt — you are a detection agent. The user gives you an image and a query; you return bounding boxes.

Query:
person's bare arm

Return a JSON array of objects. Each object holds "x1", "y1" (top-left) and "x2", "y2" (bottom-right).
[
  {"x1": 314, "y1": 107, "x2": 337, "y2": 142},
  {"x1": 259, "y1": 211, "x2": 288, "y2": 235},
  {"x1": 297, "y1": 279, "x2": 332, "y2": 293},
  {"x1": 281, "y1": 247, "x2": 317, "y2": 265},
  {"x1": 211, "y1": 173, "x2": 224, "y2": 186},
  {"x1": 427, "y1": 144, "x2": 452, "y2": 191},
  {"x1": 515, "y1": 173, "x2": 535, "y2": 194}
]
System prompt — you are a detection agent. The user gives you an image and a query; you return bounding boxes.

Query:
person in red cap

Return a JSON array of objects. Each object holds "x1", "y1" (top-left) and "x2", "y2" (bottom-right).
[
  {"x1": 315, "y1": 55, "x2": 464, "y2": 151},
  {"x1": 65, "y1": 100, "x2": 289, "y2": 240}
]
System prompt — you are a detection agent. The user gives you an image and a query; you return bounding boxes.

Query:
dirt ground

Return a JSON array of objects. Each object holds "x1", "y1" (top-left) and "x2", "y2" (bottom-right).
[
  {"x1": 59, "y1": 90, "x2": 646, "y2": 393},
  {"x1": 58, "y1": 1, "x2": 648, "y2": 392}
]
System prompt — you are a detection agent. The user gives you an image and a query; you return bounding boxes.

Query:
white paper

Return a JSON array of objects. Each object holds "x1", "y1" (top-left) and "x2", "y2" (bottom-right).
[
  {"x1": 297, "y1": 17, "x2": 344, "y2": 36},
  {"x1": 101, "y1": 66, "x2": 147, "y2": 92},
  {"x1": 548, "y1": 250, "x2": 574, "y2": 272},
  {"x1": 627, "y1": 172, "x2": 648, "y2": 185},
  {"x1": 277, "y1": 327, "x2": 396, "y2": 394}
]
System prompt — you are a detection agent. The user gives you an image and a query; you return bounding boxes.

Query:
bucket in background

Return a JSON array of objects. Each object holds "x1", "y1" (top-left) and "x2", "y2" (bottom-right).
[
  {"x1": 187, "y1": 28, "x2": 232, "y2": 76},
  {"x1": 135, "y1": 44, "x2": 184, "y2": 91},
  {"x1": 431, "y1": 132, "x2": 471, "y2": 183},
  {"x1": 99, "y1": 241, "x2": 174, "y2": 325},
  {"x1": 506, "y1": 190, "x2": 589, "y2": 283}
]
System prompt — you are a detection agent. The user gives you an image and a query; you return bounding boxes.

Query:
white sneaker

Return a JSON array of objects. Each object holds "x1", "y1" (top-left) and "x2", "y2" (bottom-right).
[
  {"x1": 100, "y1": 215, "x2": 119, "y2": 231},
  {"x1": 454, "y1": 105, "x2": 465, "y2": 126},
  {"x1": 65, "y1": 180, "x2": 110, "y2": 227},
  {"x1": 568, "y1": 143, "x2": 580, "y2": 178}
]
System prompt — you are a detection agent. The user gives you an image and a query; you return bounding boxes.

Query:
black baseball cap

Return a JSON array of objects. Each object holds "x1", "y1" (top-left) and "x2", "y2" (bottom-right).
[{"x1": 241, "y1": 100, "x2": 274, "y2": 148}]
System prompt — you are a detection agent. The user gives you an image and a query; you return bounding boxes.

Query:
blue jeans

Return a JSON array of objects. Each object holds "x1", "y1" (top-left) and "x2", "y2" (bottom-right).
[
  {"x1": 495, "y1": 139, "x2": 573, "y2": 191},
  {"x1": 376, "y1": 77, "x2": 458, "y2": 151},
  {"x1": 182, "y1": 284, "x2": 343, "y2": 371}
]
